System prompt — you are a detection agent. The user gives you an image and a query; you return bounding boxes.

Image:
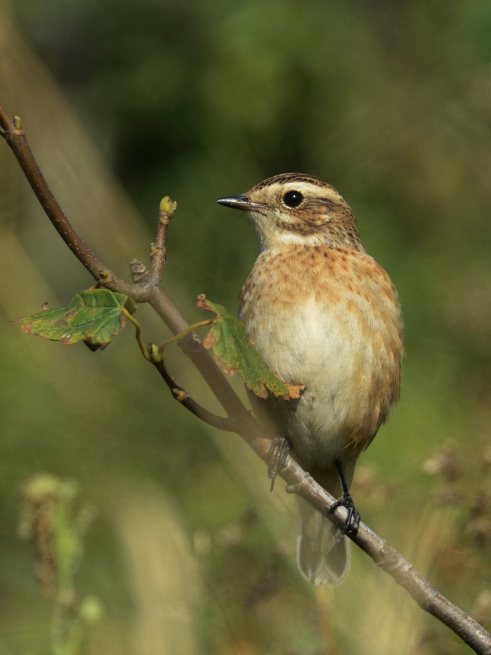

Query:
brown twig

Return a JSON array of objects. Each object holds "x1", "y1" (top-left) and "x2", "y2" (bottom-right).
[
  {"x1": 152, "y1": 358, "x2": 239, "y2": 431},
  {"x1": 283, "y1": 466, "x2": 491, "y2": 654},
  {"x1": 0, "y1": 104, "x2": 146, "y2": 301},
  {"x1": 150, "y1": 196, "x2": 177, "y2": 283},
  {"x1": 0, "y1": 108, "x2": 104, "y2": 281},
  {"x1": 2, "y1": 101, "x2": 490, "y2": 655}
]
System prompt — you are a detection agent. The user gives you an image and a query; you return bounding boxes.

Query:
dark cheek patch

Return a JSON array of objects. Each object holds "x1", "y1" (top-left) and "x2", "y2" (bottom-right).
[{"x1": 279, "y1": 220, "x2": 320, "y2": 235}]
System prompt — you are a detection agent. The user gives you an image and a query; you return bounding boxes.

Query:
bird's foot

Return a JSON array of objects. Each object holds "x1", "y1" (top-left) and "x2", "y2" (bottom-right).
[
  {"x1": 328, "y1": 459, "x2": 360, "y2": 541},
  {"x1": 328, "y1": 491, "x2": 360, "y2": 538},
  {"x1": 267, "y1": 437, "x2": 291, "y2": 491}
]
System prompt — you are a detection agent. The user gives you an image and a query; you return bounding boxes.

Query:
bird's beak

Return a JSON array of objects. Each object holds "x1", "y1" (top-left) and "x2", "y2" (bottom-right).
[{"x1": 216, "y1": 195, "x2": 264, "y2": 212}]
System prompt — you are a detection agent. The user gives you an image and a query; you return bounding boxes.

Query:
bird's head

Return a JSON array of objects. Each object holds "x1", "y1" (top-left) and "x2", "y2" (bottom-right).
[{"x1": 217, "y1": 173, "x2": 364, "y2": 251}]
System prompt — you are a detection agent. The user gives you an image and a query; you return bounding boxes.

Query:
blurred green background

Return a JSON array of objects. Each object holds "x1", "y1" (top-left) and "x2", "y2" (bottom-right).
[{"x1": 0, "y1": 0, "x2": 490, "y2": 653}]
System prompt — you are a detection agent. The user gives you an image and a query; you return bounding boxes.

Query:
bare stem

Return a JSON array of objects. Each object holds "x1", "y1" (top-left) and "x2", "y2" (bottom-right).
[
  {"x1": 0, "y1": 102, "x2": 147, "y2": 301},
  {"x1": 150, "y1": 196, "x2": 177, "y2": 283},
  {"x1": 2, "y1": 100, "x2": 490, "y2": 655},
  {"x1": 152, "y1": 358, "x2": 238, "y2": 431}
]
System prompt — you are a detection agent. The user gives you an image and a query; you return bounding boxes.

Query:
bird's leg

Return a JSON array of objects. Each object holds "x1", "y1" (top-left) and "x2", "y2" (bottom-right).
[
  {"x1": 328, "y1": 460, "x2": 360, "y2": 537},
  {"x1": 267, "y1": 437, "x2": 291, "y2": 491}
]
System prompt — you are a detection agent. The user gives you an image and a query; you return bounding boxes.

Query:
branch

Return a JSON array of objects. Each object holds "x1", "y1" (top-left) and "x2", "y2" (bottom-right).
[
  {"x1": 152, "y1": 357, "x2": 239, "y2": 432},
  {"x1": 0, "y1": 105, "x2": 146, "y2": 302},
  {"x1": 2, "y1": 101, "x2": 490, "y2": 655},
  {"x1": 149, "y1": 196, "x2": 176, "y2": 283}
]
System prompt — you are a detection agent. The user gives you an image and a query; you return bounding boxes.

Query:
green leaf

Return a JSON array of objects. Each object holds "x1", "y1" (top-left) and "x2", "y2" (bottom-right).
[
  {"x1": 197, "y1": 295, "x2": 303, "y2": 399},
  {"x1": 15, "y1": 289, "x2": 135, "y2": 351}
]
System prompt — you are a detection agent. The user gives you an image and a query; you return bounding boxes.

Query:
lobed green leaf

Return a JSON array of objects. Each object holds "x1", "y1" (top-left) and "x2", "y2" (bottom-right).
[
  {"x1": 15, "y1": 288, "x2": 135, "y2": 350},
  {"x1": 197, "y1": 295, "x2": 303, "y2": 399}
]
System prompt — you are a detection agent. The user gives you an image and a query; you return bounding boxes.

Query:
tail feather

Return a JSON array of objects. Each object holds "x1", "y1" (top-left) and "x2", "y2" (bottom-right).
[{"x1": 297, "y1": 497, "x2": 351, "y2": 586}]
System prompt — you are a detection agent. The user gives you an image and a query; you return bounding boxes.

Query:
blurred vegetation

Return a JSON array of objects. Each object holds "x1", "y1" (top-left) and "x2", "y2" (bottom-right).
[
  {"x1": 0, "y1": 0, "x2": 490, "y2": 653},
  {"x1": 18, "y1": 474, "x2": 103, "y2": 655}
]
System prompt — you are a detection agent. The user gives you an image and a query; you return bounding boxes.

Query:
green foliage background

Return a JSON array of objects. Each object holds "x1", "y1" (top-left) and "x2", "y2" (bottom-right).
[{"x1": 0, "y1": 0, "x2": 489, "y2": 653}]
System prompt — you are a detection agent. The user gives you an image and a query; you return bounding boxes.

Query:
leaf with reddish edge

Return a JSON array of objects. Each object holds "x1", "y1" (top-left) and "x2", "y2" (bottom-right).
[
  {"x1": 197, "y1": 294, "x2": 304, "y2": 400},
  {"x1": 15, "y1": 288, "x2": 135, "y2": 351}
]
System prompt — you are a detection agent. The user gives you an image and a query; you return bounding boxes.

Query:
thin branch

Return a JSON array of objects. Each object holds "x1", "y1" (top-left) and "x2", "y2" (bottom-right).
[
  {"x1": 150, "y1": 197, "x2": 177, "y2": 283},
  {"x1": 281, "y1": 465, "x2": 491, "y2": 655},
  {"x1": 0, "y1": 108, "x2": 104, "y2": 279},
  {"x1": 147, "y1": 287, "x2": 249, "y2": 419},
  {"x1": 2, "y1": 101, "x2": 491, "y2": 655},
  {"x1": 152, "y1": 358, "x2": 239, "y2": 431},
  {"x1": 0, "y1": 103, "x2": 146, "y2": 301}
]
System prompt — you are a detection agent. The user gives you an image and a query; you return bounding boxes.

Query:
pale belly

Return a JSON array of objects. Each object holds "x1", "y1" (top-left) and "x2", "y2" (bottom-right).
[
  {"x1": 239, "y1": 250, "x2": 403, "y2": 469},
  {"x1": 244, "y1": 296, "x2": 373, "y2": 467}
]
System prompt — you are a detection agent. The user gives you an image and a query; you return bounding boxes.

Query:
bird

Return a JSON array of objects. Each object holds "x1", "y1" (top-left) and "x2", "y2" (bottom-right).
[{"x1": 216, "y1": 173, "x2": 403, "y2": 586}]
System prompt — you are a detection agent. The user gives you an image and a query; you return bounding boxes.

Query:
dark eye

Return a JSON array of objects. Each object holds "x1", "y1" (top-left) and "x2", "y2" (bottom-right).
[{"x1": 283, "y1": 190, "x2": 304, "y2": 208}]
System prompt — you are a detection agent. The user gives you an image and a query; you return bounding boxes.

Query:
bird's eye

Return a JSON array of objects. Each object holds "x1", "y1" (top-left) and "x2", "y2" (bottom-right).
[{"x1": 283, "y1": 190, "x2": 304, "y2": 208}]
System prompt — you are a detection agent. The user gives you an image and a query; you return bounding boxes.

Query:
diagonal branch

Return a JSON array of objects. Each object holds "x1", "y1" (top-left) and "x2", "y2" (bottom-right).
[
  {"x1": 152, "y1": 357, "x2": 240, "y2": 431},
  {"x1": 0, "y1": 104, "x2": 146, "y2": 301},
  {"x1": 1, "y1": 101, "x2": 490, "y2": 655},
  {"x1": 0, "y1": 108, "x2": 104, "y2": 279}
]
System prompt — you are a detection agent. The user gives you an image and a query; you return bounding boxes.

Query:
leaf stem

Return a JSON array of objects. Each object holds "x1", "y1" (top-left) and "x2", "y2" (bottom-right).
[
  {"x1": 155, "y1": 318, "x2": 214, "y2": 360},
  {"x1": 122, "y1": 308, "x2": 151, "y2": 361}
]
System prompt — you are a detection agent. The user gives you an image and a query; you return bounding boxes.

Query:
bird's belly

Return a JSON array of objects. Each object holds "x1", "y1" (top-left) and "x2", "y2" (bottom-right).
[{"x1": 243, "y1": 294, "x2": 400, "y2": 469}]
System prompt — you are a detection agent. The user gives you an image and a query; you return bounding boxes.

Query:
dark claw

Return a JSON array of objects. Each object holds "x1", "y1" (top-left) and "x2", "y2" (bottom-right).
[
  {"x1": 267, "y1": 437, "x2": 291, "y2": 491},
  {"x1": 328, "y1": 459, "x2": 360, "y2": 538},
  {"x1": 328, "y1": 492, "x2": 360, "y2": 537}
]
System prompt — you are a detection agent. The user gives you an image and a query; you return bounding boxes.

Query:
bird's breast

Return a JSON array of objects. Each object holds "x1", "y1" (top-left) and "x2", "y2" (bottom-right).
[{"x1": 238, "y1": 245, "x2": 403, "y2": 465}]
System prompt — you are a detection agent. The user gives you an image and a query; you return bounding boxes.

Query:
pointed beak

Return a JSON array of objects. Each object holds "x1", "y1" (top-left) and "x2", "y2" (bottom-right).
[{"x1": 216, "y1": 195, "x2": 264, "y2": 212}]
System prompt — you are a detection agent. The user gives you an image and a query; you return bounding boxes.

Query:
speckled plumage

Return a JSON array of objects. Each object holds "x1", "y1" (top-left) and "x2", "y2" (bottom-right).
[{"x1": 218, "y1": 173, "x2": 403, "y2": 586}]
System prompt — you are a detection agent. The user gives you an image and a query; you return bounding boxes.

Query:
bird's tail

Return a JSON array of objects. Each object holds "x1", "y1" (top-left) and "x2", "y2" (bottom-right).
[{"x1": 296, "y1": 465, "x2": 354, "y2": 586}]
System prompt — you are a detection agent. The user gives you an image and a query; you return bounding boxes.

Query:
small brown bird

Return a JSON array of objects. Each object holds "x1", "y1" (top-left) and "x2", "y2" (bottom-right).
[{"x1": 217, "y1": 173, "x2": 403, "y2": 586}]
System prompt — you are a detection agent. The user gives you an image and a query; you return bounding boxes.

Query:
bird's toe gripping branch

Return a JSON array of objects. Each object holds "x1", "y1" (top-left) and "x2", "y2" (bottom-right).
[
  {"x1": 329, "y1": 459, "x2": 360, "y2": 538},
  {"x1": 267, "y1": 437, "x2": 291, "y2": 491}
]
